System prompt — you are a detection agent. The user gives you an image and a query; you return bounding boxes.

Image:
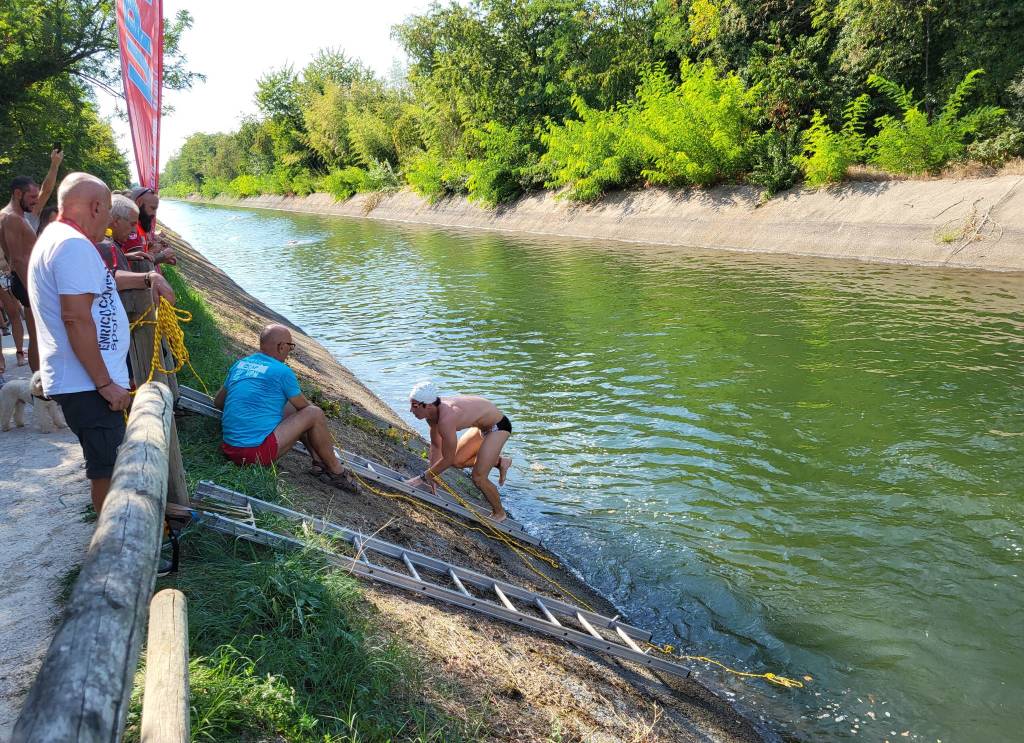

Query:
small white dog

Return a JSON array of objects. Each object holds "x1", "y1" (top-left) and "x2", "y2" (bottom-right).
[{"x1": 0, "y1": 371, "x2": 67, "y2": 433}]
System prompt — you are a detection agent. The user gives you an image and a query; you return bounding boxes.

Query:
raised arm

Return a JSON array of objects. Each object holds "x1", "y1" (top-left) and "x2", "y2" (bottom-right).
[{"x1": 33, "y1": 149, "x2": 64, "y2": 216}]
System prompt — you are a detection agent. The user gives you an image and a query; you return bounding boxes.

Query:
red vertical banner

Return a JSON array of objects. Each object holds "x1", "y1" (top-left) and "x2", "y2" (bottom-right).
[{"x1": 115, "y1": 0, "x2": 163, "y2": 189}]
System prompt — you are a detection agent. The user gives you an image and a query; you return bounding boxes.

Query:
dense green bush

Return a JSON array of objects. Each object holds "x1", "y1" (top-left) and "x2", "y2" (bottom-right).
[
  {"x1": 541, "y1": 62, "x2": 758, "y2": 200},
  {"x1": 867, "y1": 70, "x2": 1005, "y2": 174},
  {"x1": 794, "y1": 95, "x2": 870, "y2": 187},
  {"x1": 748, "y1": 127, "x2": 802, "y2": 196},
  {"x1": 540, "y1": 98, "x2": 640, "y2": 201},
  {"x1": 405, "y1": 150, "x2": 468, "y2": 202},
  {"x1": 629, "y1": 61, "x2": 758, "y2": 187},
  {"x1": 160, "y1": 181, "x2": 192, "y2": 198},
  {"x1": 465, "y1": 122, "x2": 540, "y2": 206},
  {"x1": 362, "y1": 160, "x2": 401, "y2": 191},
  {"x1": 199, "y1": 177, "x2": 228, "y2": 199},
  {"x1": 967, "y1": 127, "x2": 1024, "y2": 166},
  {"x1": 226, "y1": 174, "x2": 262, "y2": 198},
  {"x1": 321, "y1": 166, "x2": 368, "y2": 200},
  {"x1": 289, "y1": 169, "x2": 318, "y2": 196}
]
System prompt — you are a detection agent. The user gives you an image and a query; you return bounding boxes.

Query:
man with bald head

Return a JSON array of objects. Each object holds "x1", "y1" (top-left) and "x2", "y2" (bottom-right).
[
  {"x1": 214, "y1": 323, "x2": 356, "y2": 489},
  {"x1": 28, "y1": 172, "x2": 176, "y2": 513}
]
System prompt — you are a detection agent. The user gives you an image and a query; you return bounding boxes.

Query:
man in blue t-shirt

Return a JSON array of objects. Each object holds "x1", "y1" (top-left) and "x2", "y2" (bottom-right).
[{"x1": 214, "y1": 323, "x2": 355, "y2": 490}]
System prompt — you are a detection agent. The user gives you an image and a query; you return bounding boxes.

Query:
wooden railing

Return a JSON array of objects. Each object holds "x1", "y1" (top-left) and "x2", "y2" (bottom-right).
[
  {"x1": 11, "y1": 383, "x2": 189, "y2": 742},
  {"x1": 121, "y1": 255, "x2": 189, "y2": 508}
]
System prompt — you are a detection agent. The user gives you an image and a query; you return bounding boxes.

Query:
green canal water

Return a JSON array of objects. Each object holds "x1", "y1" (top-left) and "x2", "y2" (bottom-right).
[{"x1": 163, "y1": 200, "x2": 1023, "y2": 742}]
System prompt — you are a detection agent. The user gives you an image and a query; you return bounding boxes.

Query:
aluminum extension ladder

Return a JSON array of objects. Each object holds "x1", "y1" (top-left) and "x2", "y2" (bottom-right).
[
  {"x1": 192, "y1": 481, "x2": 690, "y2": 681},
  {"x1": 176, "y1": 386, "x2": 541, "y2": 546}
]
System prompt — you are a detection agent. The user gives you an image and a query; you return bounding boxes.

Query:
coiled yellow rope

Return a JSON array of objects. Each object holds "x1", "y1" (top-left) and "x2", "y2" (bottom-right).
[{"x1": 129, "y1": 296, "x2": 210, "y2": 394}]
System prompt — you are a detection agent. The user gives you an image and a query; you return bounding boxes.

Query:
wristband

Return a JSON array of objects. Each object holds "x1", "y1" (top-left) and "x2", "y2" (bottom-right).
[
  {"x1": 96, "y1": 381, "x2": 114, "y2": 391},
  {"x1": 144, "y1": 272, "x2": 153, "y2": 288}
]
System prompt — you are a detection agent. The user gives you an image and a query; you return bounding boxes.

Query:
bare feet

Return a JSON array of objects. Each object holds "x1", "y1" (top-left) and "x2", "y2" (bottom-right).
[
  {"x1": 16, "y1": 351, "x2": 27, "y2": 367},
  {"x1": 488, "y1": 509, "x2": 508, "y2": 523},
  {"x1": 498, "y1": 456, "x2": 512, "y2": 486}
]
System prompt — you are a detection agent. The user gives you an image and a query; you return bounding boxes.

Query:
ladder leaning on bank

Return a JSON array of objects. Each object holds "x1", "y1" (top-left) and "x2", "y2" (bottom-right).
[
  {"x1": 176, "y1": 386, "x2": 541, "y2": 546},
  {"x1": 191, "y1": 481, "x2": 691, "y2": 681}
]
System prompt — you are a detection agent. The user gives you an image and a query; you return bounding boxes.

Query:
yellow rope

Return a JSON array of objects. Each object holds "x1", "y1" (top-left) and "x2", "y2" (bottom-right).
[
  {"x1": 129, "y1": 297, "x2": 211, "y2": 395},
  {"x1": 645, "y1": 643, "x2": 806, "y2": 688}
]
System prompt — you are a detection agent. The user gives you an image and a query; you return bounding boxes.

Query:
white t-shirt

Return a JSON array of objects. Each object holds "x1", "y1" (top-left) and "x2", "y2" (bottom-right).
[{"x1": 28, "y1": 221, "x2": 130, "y2": 395}]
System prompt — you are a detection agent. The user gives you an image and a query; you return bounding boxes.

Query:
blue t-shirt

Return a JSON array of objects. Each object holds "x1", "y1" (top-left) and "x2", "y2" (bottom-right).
[{"x1": 221, "y1": 352, "x2": 301, "y2": 447}]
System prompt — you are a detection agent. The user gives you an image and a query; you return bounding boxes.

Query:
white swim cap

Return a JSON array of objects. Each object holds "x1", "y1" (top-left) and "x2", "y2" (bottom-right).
[{"x1": 410, "y1": 380, "x2": 439, "y2": 404}]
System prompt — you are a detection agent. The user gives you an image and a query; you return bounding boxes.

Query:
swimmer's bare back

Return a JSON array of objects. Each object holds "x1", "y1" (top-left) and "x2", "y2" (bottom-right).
[{"x1": 439, "y1": 395, "x2": 504, "y2": 432}]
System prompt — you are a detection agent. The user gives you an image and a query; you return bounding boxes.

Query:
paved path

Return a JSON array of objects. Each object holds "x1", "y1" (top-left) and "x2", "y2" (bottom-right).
[{"x1": 0, "y1": 334, "x2": 94, "y2": 740}]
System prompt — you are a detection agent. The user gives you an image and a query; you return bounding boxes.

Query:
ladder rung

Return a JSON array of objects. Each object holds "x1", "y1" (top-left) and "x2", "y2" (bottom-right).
[
  {"x1": 535, "y1": 598, "x2": 562, "y2": 626},
  {"x1": 576, "y1": 612, "x2": 604, "y2": 641},
  {"x1": 493, "y1": 584, "x2": 518, "y2": 612},
  {"x1": 449, "y1": 569, "x2": 472, "y2": 597},
  {"x1": 615, "y1": 625, "x2": 645, "y2": 653},
  {"x1": 402, "y1": 552, "x2": 421, "y2": 581}
]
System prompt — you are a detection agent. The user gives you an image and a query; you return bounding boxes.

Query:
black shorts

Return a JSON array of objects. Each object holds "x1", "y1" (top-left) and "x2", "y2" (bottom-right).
[
  {"x1": 52, "y1": 390, "x2": 127, "y2": 480},
  {"x1": 10, "y1": 271, "x2": 29, "y2": 307}
]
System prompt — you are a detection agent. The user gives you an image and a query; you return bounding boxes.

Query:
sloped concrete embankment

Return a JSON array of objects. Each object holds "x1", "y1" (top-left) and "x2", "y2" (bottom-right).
[{"x1": 189, "y1": 176, "x2": 1024, "y2": 272}]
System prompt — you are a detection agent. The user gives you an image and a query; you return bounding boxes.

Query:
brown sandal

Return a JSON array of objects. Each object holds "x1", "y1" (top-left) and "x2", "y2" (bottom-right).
[{"x1": 321, "y1": 468, "x2": 360, "y2": 492}]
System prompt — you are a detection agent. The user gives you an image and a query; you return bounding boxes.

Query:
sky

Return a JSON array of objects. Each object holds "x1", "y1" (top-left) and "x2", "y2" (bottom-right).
[{"x1": 97, "y1": 0, "x2": 434, "y2": 176}]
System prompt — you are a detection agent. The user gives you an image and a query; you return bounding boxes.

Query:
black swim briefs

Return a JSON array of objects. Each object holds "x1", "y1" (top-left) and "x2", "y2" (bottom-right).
[
  {"x1": 10, "y1": 271, "x2": 29, "y2": 308},
  {"x1": 484, "y1": 415, "x2": 512, "y2": 435}
]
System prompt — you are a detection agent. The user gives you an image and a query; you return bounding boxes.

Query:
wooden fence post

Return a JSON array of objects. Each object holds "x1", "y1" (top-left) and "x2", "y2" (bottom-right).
[
  {"x1": 141, "y1": 589, "x2": 189, "y2": 743},
  {"x1": 121, "y1": 262, "x2": 189, "y2": 508},
  {"x1": 12, "y1": 383, "x2": 174, "y2": 742}
]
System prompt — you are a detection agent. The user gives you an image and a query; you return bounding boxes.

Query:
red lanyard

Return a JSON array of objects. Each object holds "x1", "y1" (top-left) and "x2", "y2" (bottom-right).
[
  {"x1": 57, "y1": 216, "x2": 88, "y2": 238},
  {"x1": 59, "y1": 216, "x2": 118, "y2": 272}
]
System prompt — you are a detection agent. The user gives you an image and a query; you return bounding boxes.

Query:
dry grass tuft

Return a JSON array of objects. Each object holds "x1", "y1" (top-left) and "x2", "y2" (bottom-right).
[{"x1": 997, "y1": 157, "x2": 1024, "y2": 175}]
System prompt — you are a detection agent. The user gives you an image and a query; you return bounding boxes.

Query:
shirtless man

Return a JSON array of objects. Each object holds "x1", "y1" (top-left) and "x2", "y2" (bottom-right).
[
  {"x1": 1, "y1": 175, "x2": 49, "y2": 371},
  {"x1": 406, "y1": 380, "x2": 513, "y2": 522}
]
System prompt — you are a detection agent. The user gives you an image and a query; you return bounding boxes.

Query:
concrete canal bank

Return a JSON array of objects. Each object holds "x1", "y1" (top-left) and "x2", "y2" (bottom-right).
[{"x1": 184, "y1": 174, "x2": 1024, "y2": 272}]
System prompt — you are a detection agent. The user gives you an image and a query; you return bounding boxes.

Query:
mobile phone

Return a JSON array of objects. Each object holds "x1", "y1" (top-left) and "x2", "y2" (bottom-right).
[{"x1": 52, "y1": 142, "x2": 62, "y2": 153}]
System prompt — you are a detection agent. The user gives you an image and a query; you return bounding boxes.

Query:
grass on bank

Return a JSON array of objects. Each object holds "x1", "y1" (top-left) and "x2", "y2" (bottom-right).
[{"x1": 124, "y1": 266, "x2": 483, "y2": 742}]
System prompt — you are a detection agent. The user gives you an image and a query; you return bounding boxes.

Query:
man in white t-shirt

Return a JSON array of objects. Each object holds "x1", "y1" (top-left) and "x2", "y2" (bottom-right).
[{"x1": 28, "y1": 172, "x2": 175, "y2": 513}]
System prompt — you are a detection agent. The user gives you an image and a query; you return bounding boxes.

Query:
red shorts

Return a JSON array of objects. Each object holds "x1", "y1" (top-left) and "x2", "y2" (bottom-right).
[{"x1": 221, "y1": 433, "x2": 279, "y2": 466}]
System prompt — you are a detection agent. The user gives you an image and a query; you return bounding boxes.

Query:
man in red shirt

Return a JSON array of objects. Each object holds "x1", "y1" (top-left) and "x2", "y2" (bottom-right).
[{"x1": 123, "y1": 187, "x2": 176, "y2": 266}]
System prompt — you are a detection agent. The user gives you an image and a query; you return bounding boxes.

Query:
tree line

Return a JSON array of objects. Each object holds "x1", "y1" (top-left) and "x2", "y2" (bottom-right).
[{"x1": 154, "y1": 0, "x2": 1023, "y2": 204}]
